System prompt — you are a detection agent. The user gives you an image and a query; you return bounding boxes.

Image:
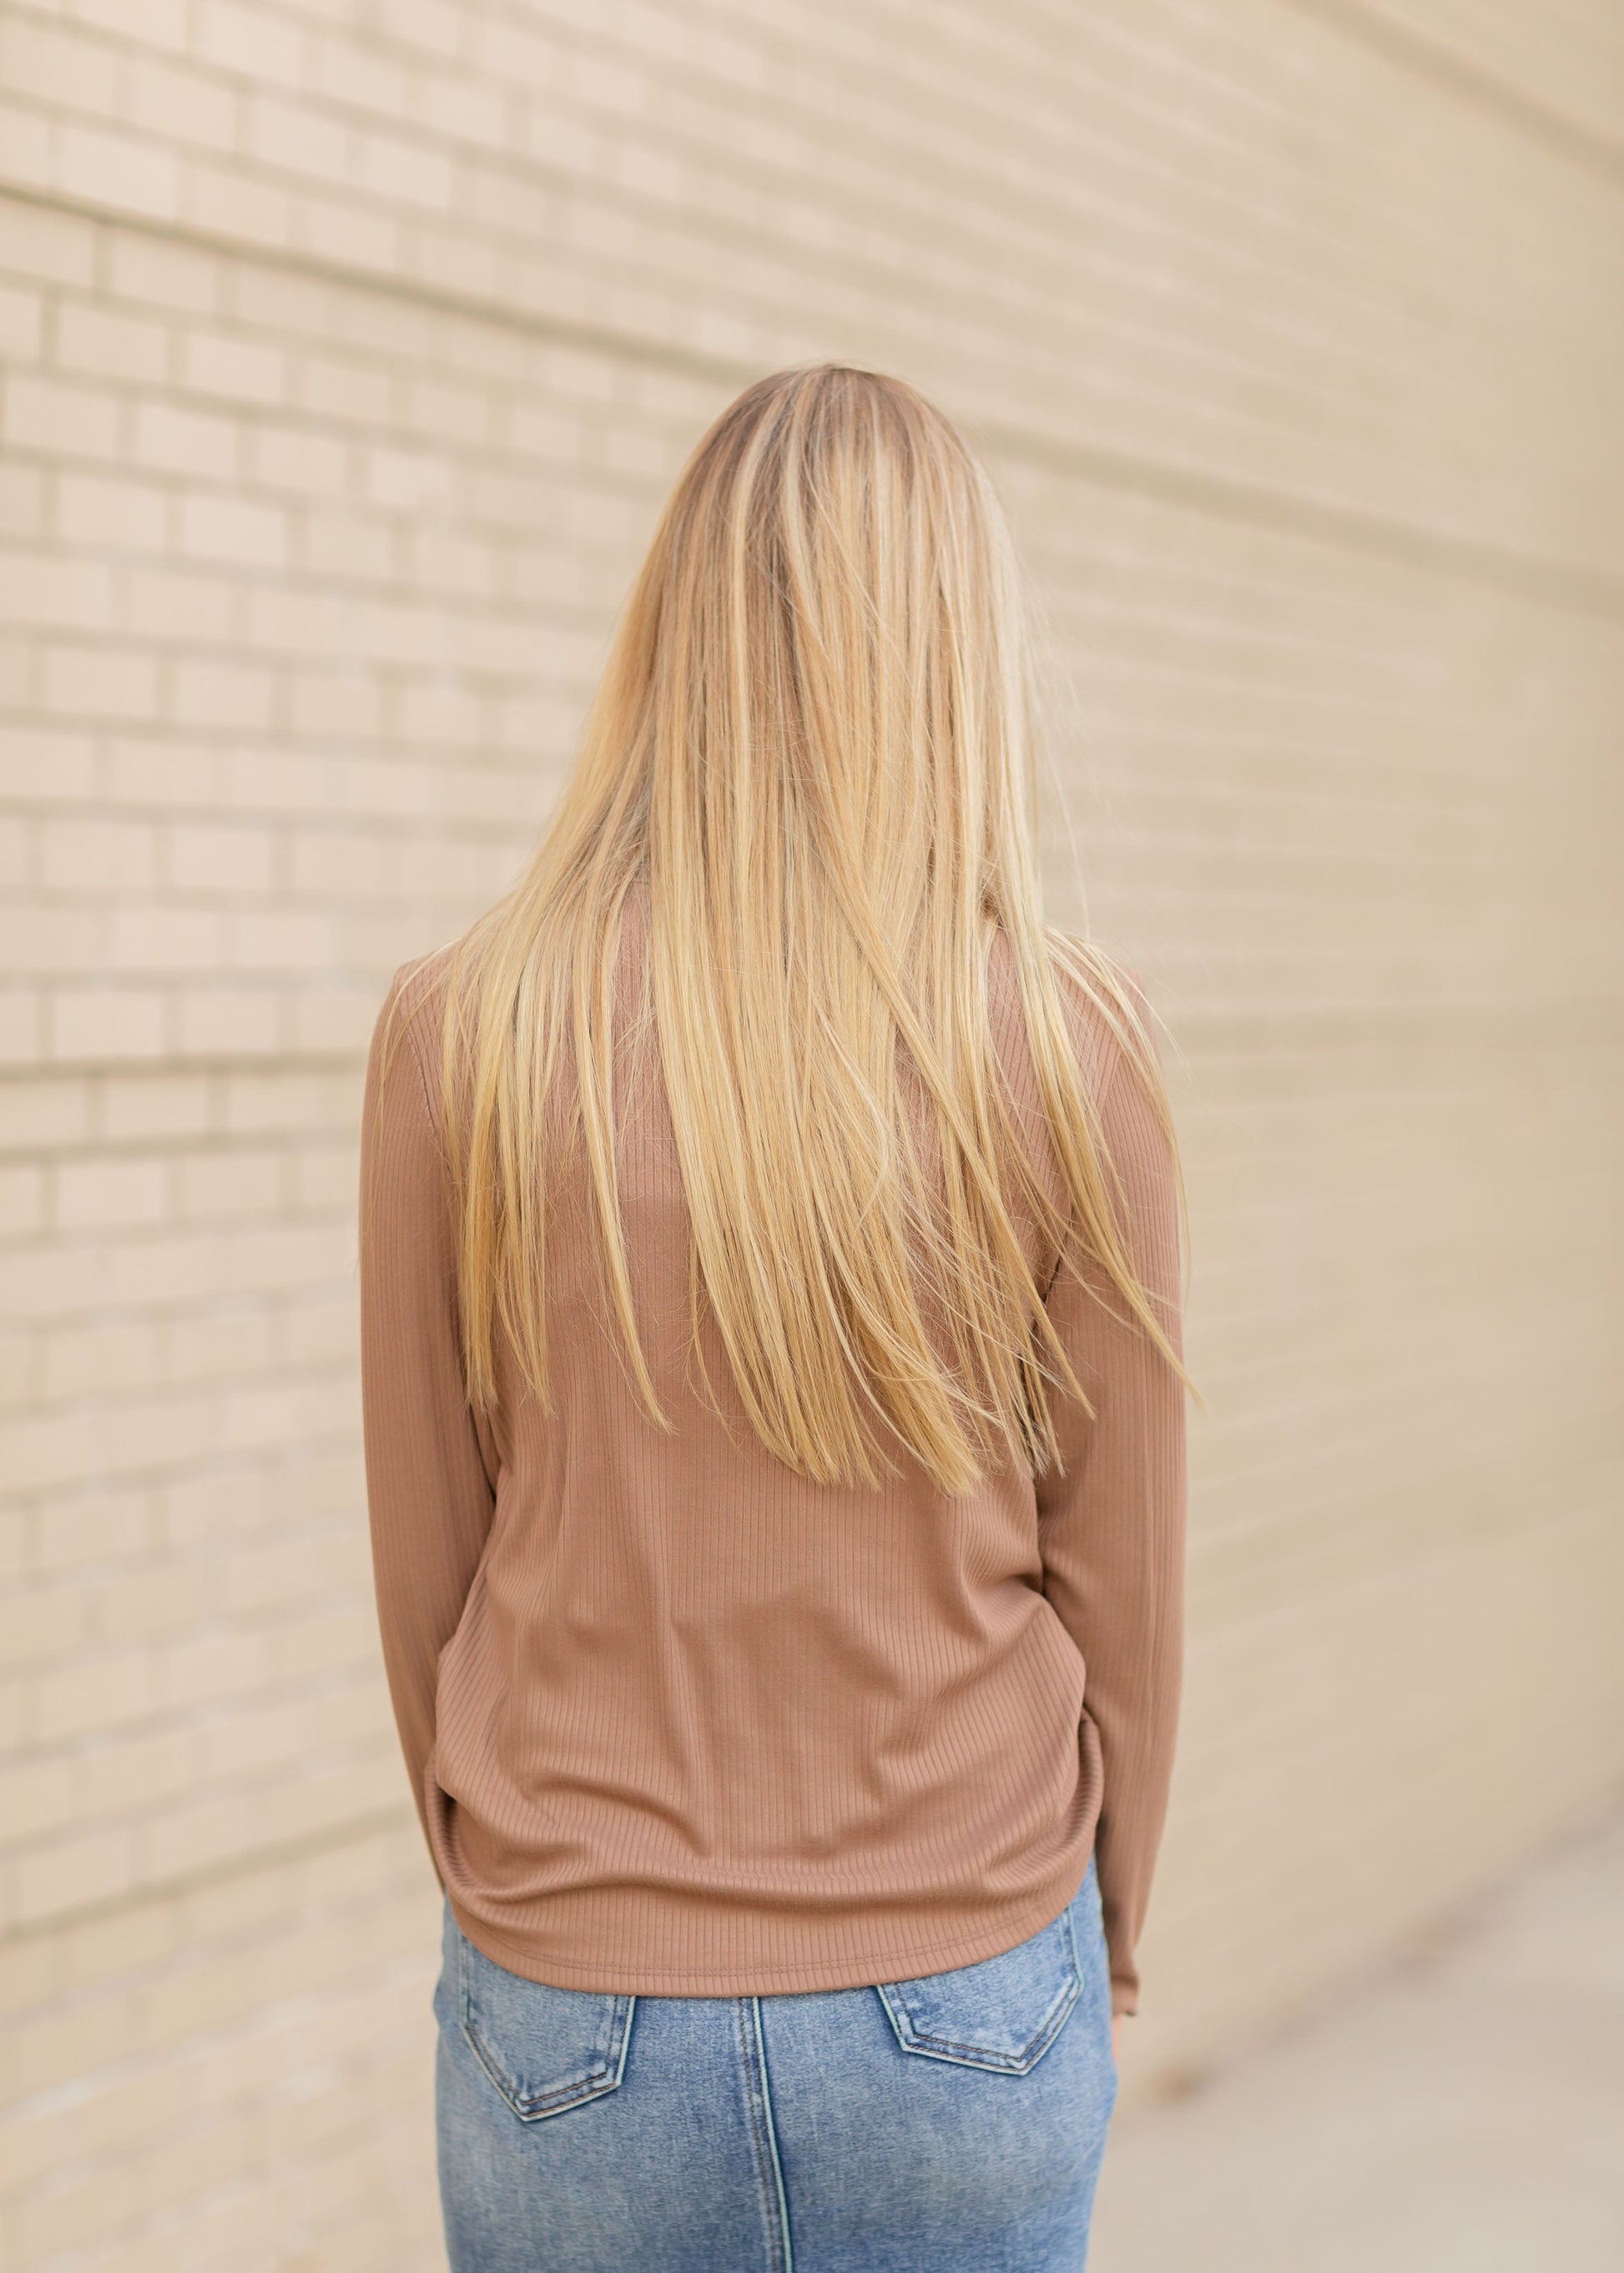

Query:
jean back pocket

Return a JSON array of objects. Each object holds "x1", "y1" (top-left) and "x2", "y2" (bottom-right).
[
  {"x1": 875, "y1": 1896, "x2": 1084, "y2": 2075},
  {"x1": 454, "y1": 1917, "x2": 637, "y2": 2121}
]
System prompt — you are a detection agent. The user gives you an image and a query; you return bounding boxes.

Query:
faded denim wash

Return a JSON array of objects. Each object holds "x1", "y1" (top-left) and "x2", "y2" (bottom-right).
[{"x1": 432, "y1": 1846, "x2": 1118, "y2": 2271}]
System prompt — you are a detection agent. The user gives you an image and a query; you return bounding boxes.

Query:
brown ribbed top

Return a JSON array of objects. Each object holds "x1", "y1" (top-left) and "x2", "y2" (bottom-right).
[{"x1": 358, "y1": 890, "x2": 1186, "y2": 2016}]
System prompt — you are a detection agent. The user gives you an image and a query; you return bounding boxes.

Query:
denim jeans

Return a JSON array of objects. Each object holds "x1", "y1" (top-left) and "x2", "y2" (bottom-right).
[{"x1": 432, "y1": 1847, "x2": 1117, "y2": 2271}]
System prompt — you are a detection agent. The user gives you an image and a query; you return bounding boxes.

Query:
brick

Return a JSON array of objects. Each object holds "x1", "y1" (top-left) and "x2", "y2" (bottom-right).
[
  {"x1": 0, "y1": 280, "x2": 43, "y2": 359},
  {"x1": 122, "y1": 54, "x2": 240, "y2": 155},
  {"x1": 177, "y1": 1147, "x2": 280, "y2": 1219},
  {"x1": 244, "y1": 89, "x2": 352, "y2": 189},
  {"x1": 250, "y1": 421, "x2": 349, "y2": 496},
  {"x1": 227, "y1": 907, "x2": 335, "y2": 972},
  {"x1": 179, "y1": 327, "x2": 287, "y2": 407},
  {"x1": 40, "y1": 644, "x2": 160, "y2": 722},
  {"x1": 56, "y1": 122, "x2": 180, "y2": 221},
  {"x1": 106, "y1": 903, "x2": 223, "y2": 971},
  {"x1": 0, "y1": 459, "x2": 45, "y2": 540},
  {"x1": 167, "y1": 822, "x2": 275, "y2": 895},
  {"x1": 0, "y1": 989, "x2": 43, "y2": 1068},
  {"x1": 180, "y1": 153, "x2": 296, "y2": 249},
  {"x1": 100, "y1": 1073, "x2": 214, "y2": 1143},
  {"x1": 174, "y1": 986, "x2": 282, "y2": 1057},
  {"x1": 105, "y1": 231, "x2": 222, "y2": 320},
  {"x1": 0, "y1": 903, "x2": 102, "y2": 976},
  {"x1": 0, "y1": 1162, "x2": 47, "y2": 1238},
  {"x1": 296, "y1": 507, "x2": 395, "y2": 583},
  {"x1": 28, "y1": 1621, "x2": 155, "y2": 1738},
  {"x1": 3, "y1": 372, "x2": 122, "y2": 461},
  {"x1": 54, "y1": 301, "x2": 172, "y2": 387},
  {"x1": 39, "y1": 819, "x2": 158, "y2": 895},
  {"x1": 56, "y1": 471, "x2": 171, "y2": 553},
  {"x1": 0, "y1": 549, "x2": 113, "y2": 633},
  {"x1": 310, "y1": 32, "x2": 409, "y2": 122},
  {"x1": 177, "y1": 489, "x2": 286, "y2": 567},
  {"x1": 0, "y1": 91, "x2": 53, "y2": 193},
  {"x1": 0, "y1": 1753, "x2": 83, "y2": 1847},
  {"x1": 121, "y1": 562, "x2": 236, "y2": 644},
  {"x1": 0, "y1": 14, "x2": 119, "y2": 117},
  {"x1": 295, "y1": 350, "x2": 394, "y2": 428},
  {"x1": 33, "y1": 1309, "x2": 151, "y2": 1409},
  {"x1": 194, "y1": 0, "x2": 305, "y2": 89},
  {"x1": 33, "y1": 1482, "x2": 152, "y2": 1573},
  {"x1": 166, "y1": 1310, "x2": 275, "y2": 1389},
  {"x1": 0, "y1": 814, "x2": 30, "y2": 887},
  {"x1": 0, "y1": 191, "x2": 96, "y2": 290},
  {"x1": 52, "y1": 1154, "x2": 168, "y2": 1232},
  {"x1": 99, "y1": 737, "x2": 218, "y2": 811},
  {"x1": 132, "y1": 398, "x2": 240, "y2": 480},
  {"x1": 48, "y1": 989, "x2": 166, "y2": 1063},
  {"x1": 357, "y1": 128, "x2": 451, "y2": 214},
  {"x1": 0, "y1": 1079, "x2": 88, "y2": 1162},
  {"x1": 180, "y1": 322, "x2": 287, "y2": 406},
  {"x1": 171, "y1": 657, "x2": 276, "y2": 729}
]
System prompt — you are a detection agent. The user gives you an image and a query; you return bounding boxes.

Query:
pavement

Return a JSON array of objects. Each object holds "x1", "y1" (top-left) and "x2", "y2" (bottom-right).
[{"x1": 1089, "y1": 1802, "x2": 1624, "y2": 2272}]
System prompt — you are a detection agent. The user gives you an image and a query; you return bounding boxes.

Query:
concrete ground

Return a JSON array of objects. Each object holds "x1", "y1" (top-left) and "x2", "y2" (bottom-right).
[{"x1": 1090, "y1": 1803, "x2": 1624, "y2": 2273}]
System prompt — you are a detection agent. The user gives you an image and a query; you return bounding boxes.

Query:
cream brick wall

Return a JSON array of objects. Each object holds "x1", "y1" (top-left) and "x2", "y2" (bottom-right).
[{"x1": 3, "y1": 2, "x2": 1621, "y2": 2265}]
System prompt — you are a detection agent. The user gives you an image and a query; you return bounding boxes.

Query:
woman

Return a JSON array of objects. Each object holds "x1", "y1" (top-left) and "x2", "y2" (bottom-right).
[{"x1": 359, "y1": 363, "x2": 1191, "y2": 2271}]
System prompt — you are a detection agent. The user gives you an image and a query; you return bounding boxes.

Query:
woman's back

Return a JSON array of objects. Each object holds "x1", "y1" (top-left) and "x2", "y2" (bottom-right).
[{"x1": 361, "y1": 866, "x2": 1184, "y2": 2008}]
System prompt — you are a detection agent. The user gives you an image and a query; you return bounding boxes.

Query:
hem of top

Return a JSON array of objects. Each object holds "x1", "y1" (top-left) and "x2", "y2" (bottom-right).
[{"x1": 442, "y1": 1865, "x2": 1097, "y2": 1998}]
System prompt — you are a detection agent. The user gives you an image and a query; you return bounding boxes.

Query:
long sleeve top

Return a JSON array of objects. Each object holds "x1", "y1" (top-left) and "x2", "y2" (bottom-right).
[{"x1": 357, "y1": 889, "x2": 1187, "y2": 2015}]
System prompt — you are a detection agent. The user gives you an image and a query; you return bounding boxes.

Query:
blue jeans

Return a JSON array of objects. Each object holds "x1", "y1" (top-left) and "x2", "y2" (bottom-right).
[{"x1": 432, "y1": 1849, "x2": 1117, "y2": 2270}]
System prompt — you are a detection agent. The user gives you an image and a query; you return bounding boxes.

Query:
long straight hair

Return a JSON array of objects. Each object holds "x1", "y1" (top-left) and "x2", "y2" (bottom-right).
[{"x1": 411, "y1": 363, "x2": 1193, "y2": 1493}]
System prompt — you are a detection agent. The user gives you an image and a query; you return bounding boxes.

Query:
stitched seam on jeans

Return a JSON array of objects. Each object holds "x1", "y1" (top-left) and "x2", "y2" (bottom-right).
[
  {"x1": 734, "y1": 1997, "x2": 791, "y2": 2273},
  {"x1": 885, "y1": 1919, "x2": 1082, "y2": 2067},
  {"x1": 456, "y1": 1930, "x2": 622, "y2": 2118},
  {"x1": 752, "y1": 1996, "x2": 795, "y2": 2273},
  {"x1": 461, "y1": 2013, "x2": 617, "y2": 2118},
  {"x1": 887, "y1": 1940, "x2": 1083, "y2": 2069}
]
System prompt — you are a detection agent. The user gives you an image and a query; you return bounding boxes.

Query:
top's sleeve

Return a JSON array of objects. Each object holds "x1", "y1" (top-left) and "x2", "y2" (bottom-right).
[
  {"x1": 357, "y1": 965, "x2": 498, "y2": 1882},
  {"x1": 1033, "y1": 975, "x2": 1188, "y2": 2018}
]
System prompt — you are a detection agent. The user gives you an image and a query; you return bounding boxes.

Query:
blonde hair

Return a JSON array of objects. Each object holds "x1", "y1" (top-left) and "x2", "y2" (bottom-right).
[{"x1": 405, "y1": 362, "x2": 1193, "y2": 1493}]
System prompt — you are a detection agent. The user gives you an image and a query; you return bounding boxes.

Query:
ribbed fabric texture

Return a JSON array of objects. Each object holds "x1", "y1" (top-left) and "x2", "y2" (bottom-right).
[{"x1": 358, "y1": 890, "x2": 1186, "y2": 2017}]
